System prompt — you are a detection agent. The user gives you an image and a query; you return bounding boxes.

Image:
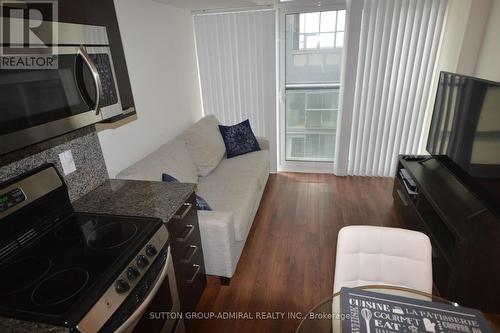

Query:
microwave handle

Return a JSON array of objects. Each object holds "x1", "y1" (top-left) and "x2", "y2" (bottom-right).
[{"x1": 77, "y1": 46, "x2": 102, "y2": 116}]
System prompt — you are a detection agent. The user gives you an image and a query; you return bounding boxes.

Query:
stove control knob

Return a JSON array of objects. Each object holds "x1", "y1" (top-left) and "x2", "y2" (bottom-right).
[
  {"x1": 136, "y1": 255, "x2": 149, "y2": 268},
  {"x1": 145, "y1": 244, "x2": 158, "y2": 257},
  {"x1": 127, "y1": 266, "x2": 140, "y2": 281},
  {"x1": 115, "y1": 279, "x2": 130, "y2": 294}
]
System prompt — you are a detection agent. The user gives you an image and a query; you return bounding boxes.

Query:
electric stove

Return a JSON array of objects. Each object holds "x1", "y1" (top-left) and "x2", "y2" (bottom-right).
[{"x1": 0, "y1": 165, "x2": 171, "y2": 332}]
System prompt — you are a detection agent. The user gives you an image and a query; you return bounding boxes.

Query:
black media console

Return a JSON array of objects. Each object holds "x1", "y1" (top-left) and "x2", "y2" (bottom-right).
[{"x1": 393, "y1": 155, "x2": 500, "y2": 314}]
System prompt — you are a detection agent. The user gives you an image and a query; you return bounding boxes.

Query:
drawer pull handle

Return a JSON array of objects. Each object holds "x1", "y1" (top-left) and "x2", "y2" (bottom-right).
[
  {"x1": 181, "y1": 245, "x2": 198, "y2": 263},
  {"x1": 177, "y1": 224, "x2": 195, "y2": 242},
  {"x1": 185, "y1": 264, "x2": 201, "y2": 284},
  {"x1": 173, "y1": 202, "x2": 192, "y2": 220}
]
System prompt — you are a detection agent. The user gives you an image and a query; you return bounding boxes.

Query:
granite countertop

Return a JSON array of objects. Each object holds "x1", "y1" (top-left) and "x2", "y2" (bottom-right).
[
  {"x1": 0, "y1": 318, "x2": 71, "y2": 333},
  {"x1": 72, "y1": 179, "x2": 197, "y2": 223},
  {"x1": 0, "y1": 179, "x2": 196, "y2": 333}
]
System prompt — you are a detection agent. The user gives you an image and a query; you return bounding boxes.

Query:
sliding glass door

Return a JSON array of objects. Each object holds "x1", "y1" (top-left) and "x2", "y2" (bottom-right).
[{"x1": 279, "y1": 6, "x2": 346, "y2": 171}]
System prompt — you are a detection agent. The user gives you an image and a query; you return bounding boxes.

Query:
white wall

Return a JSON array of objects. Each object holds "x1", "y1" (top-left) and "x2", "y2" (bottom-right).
[
  {"x1": 418, "y1": 0, "x2": 491, "y2": 153},
  {"x1": 97, "y1": 0, "x2": 203, "y2": 177},
  {"x1": 475, "y1": 0, "x2": 500, "y2": 81}
]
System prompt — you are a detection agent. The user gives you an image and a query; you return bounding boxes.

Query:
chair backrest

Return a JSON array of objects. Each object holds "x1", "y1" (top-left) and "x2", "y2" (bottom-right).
[{"x1": 333, "y1": 225, "x2": 433, "y2": 294}]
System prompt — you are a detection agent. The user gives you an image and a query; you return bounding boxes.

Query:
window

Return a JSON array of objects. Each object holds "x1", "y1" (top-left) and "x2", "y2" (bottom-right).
[
  {"x1": 298, "y1": 11, "x2": 345, "y2": 49},
  {"x1": 282, "y1": 9, "x2": 345, "y2": 165},
  {"x1": 285, "y1": 89, "x2": 338, "y2": 161}
]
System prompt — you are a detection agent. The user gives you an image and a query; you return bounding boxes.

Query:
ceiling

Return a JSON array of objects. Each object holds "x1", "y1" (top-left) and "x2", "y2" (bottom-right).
[{"x1": 155, "y1": 0, "x2": 274, "y2": 11}]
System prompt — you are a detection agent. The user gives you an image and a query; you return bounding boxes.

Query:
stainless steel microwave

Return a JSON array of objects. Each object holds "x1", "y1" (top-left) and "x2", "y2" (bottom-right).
[{"x1": 0, "y1": 19, "x2": 125, "y2": 155}]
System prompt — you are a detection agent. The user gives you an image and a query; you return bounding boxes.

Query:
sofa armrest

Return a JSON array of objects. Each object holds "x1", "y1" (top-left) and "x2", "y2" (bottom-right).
[
  {"x1": 197, "y1": 211, "x2": 238, "y2": 277},
  {"x1": 256, "y1": 136, "x2": 270, "y2": 150}
]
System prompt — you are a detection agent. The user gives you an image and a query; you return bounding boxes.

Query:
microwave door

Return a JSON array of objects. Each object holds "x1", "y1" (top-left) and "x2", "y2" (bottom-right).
[{"x1": 0, "y1": 47, "x2": 104, "y2": 155}]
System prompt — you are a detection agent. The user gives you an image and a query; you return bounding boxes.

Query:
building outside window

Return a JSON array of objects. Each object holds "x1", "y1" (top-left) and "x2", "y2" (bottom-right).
[{"x1": 284, "y1": 9, "x2": 345, "y2": 163}]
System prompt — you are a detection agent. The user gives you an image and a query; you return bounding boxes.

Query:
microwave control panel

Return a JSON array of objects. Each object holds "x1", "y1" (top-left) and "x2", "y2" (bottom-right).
[{"x1": 91, "y1": 53, "x2": 119, "y2": 107}]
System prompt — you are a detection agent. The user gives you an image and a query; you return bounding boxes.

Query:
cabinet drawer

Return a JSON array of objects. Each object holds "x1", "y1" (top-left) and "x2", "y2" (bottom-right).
[
  {"x1": 174, "y1": 223, "x2": 198, "y2": 243},
  {"x1": 166, "y1": 192, "x2": 207, "y2": 314},
  {"x1": 170, "y1": 219, "x2": 201, "y2": 262},
  {"x1": 182, "y1": 250, "x2": 205, "y2": 284},
  {"x1": 180, "y1": 243, "x2": 200, "y2": 264},
  {"x1": 178, "y1": 250, "x2": 207, "y2": 314},
  {"x1": 168, "y1": 196, "x2": 198, "y2": 238},
  {"x1": 171, "y1": 233, "x2": 202, "y2": 278}
]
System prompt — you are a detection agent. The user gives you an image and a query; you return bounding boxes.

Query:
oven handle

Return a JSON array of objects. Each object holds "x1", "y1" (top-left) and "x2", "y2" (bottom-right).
[
  {"x1": 77, "y1": 46, "x2": 102, "y2": 116},
  {"x1": 114, "y1": 250, "x2": 172, "y2": 333}
]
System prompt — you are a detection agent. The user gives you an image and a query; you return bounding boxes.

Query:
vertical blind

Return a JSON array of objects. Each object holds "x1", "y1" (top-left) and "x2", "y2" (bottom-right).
[
  {"x1": 345, "y1": 0, "x2": 447, "y2": 176},
  {"x1": 194, "y1": 9, "x2": 276, "y2": 170}
]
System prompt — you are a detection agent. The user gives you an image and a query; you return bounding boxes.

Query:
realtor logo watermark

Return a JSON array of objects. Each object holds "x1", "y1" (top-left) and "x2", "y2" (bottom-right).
[{"x1": 0, "y1": 0, "x2": 58, "y2": 69}]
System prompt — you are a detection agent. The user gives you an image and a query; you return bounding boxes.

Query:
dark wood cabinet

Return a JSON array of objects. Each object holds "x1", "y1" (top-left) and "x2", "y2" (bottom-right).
[
  {"x1": 167, "y1": 192, "x2": 207, "y2": 316},
  {"x1": 393, "y1": 155, "x2": 500, "y2": 314}
]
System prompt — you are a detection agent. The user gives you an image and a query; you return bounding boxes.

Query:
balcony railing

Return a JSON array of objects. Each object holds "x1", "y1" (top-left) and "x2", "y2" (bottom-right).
[{"x1": 285, "y1": 85, "x2": 339, "y2": 162}]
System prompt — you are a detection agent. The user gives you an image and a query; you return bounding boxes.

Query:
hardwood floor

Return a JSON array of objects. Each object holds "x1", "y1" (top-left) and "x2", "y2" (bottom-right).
[{"x1": 189, "y1": 173, "x2": 403, "y2": 333}]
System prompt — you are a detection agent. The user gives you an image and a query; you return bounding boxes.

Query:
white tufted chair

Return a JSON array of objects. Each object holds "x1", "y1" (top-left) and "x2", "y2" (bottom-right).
[{"x1": 333, "y1": 225, "x2": 433, "y2": 294}]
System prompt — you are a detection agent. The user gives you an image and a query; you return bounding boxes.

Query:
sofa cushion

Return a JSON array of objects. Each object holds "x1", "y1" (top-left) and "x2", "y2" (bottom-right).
[
  {"x1": 116, "y1": 139, "x2": 198, "y2": 183},
  {"x1": 178, "y1": 115, "x2": 226, "y2": 176},
  {"x1": 218, "y1": 119, "x2": 260, "y2": 158},
  {"x1": 207, "y1": 150, "x2": 269, "y2": 190},
  {"x1": 197, "y1": 176, "x2": 259, "y2": 242}
]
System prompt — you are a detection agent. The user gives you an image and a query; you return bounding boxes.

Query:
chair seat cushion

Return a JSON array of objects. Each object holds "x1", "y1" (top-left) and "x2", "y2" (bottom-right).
[{"x1": 333, "y1": 226, "x2": 432, "y2": 294}]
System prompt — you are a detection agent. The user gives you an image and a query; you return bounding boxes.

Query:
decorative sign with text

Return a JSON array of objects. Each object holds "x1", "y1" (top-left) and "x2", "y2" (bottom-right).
[{"x1": 340, "y1": 288, "x2": 492, "y2": 333}]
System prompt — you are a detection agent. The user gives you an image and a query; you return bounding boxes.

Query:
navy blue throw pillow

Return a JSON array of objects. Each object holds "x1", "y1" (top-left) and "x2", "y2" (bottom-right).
[
  {"x1": 195, "y1": 195, "x2": 212, "y2": 211},
  {"x1": 218, "y1": 119, "x2": 260, "y2": 158},
  {"x1": 161, "y1": 174, "x2": 178, "y2": 182},
  {"x1": 161, "y1": 173, "x2": 212, "y2": 211}
]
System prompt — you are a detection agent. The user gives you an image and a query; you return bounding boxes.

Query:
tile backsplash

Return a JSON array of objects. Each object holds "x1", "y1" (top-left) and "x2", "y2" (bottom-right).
[{"x1": 0, "y1": 126, "x2": 108, "y2": 202}]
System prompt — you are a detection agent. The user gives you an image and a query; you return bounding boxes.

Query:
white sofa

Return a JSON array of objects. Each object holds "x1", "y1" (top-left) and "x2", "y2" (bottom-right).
[{"x1": 116, "y1": 115, "x2": 269, "y2": 281}]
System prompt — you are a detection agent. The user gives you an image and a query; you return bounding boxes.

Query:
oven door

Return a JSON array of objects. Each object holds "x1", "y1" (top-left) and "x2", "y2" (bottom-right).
[
  {"x1": 0, "y1": 46, "x2": 121, "y2": 155},
  {"x1": 114, "y1": 249, "x2": 182, "y2": 333}
]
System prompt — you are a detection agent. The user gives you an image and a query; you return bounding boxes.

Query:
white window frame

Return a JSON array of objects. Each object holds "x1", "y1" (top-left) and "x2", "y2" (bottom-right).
[{"x1": 278, "y1": 1, "x2": 346, "y2": 173}]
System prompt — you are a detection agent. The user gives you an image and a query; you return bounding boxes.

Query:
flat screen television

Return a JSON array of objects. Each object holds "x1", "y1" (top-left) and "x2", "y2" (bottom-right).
[{"x1": 427, "y1": 71, "x2": 500, "y2": 216}]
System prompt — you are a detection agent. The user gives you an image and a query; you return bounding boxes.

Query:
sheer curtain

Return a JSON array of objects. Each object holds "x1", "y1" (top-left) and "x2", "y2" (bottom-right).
[
  {"x1": 193, "y1": 9, "x2": 277, "y2": 171},
  {"x1": 335, "y1": 0, "x2": 447, "y2": 176}
]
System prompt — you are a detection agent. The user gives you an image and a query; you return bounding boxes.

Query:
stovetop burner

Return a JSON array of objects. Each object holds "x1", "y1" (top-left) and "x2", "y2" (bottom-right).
[
  {"x1": 86, "y1": 221, "x2": 138, "y2": 250},
  {"x1": 0, "y1": 257, "x2": 52, "y2": 296},
  {"x1": 55, "y1": 219, "x2": 97, "y2": 241},
  {"x1": 31, "y1": 269, "x2": 90, "y2": 306}
]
